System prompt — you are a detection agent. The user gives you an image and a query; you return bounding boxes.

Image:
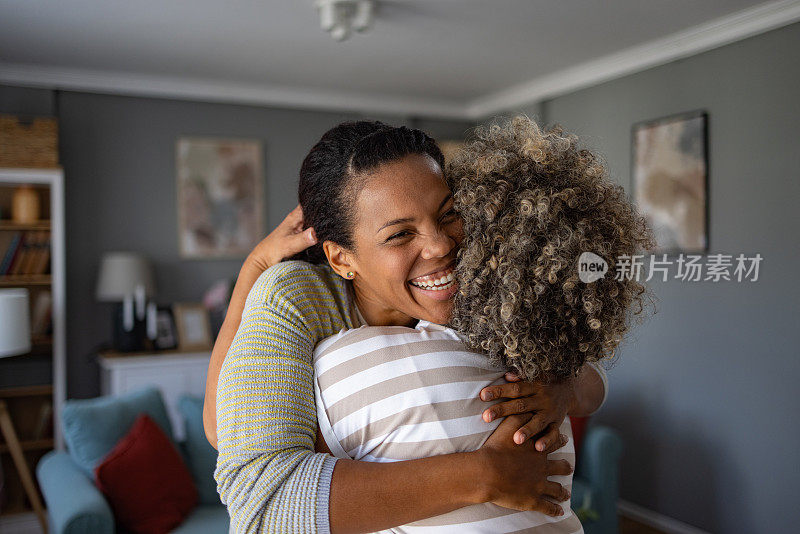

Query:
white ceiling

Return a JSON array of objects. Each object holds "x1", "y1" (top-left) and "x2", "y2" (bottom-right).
[{"x1": 1, "y1": 0, "x2": 798, "y2": 118}]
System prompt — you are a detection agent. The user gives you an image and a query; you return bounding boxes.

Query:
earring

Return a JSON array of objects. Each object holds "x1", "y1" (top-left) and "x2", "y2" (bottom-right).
[{"x1": 346, "y1": 271, "x2": 355, "y2": 279}]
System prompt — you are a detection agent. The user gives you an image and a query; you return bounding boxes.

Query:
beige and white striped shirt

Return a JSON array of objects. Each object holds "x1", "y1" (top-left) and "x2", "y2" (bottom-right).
[{"x1": 313, "y1": 320, "x2": 584, "y2": 534}]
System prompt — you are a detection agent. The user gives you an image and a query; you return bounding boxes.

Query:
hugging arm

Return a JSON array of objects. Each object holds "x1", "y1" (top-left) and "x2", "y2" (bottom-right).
[
  {"x1": 214, "y1": 263, "x2": 568, "y2": 534},
  {"x1": 204, "y1": 205, "x2": 315, "y2": 449},
  {"x1": 479, "y1": 362, "x2": 608, "y2": 450}
]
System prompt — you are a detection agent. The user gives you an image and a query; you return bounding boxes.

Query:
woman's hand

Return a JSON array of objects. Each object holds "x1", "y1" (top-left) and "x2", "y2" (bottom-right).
[
  {"x1": 247, "y1": 204, "x2": 317, "y2": 270},
  {"x1": 480, "y1": 372, "x2": 576, "y2": 450},
  {"x1": 477, "y1": 414, "x2": 572, "y2": 516}
]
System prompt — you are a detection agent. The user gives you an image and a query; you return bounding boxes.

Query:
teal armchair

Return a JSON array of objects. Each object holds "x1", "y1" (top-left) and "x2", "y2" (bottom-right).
[
  {"x1": 571, "y1": 425, "x2": 623, "y2": 534},
  {"x1": 36, "y1": 388, "x2": 228, "y2": 534}
]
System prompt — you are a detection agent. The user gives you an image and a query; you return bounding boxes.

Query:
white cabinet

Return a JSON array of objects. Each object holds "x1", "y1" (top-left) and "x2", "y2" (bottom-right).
[{"x1": 98, "y1": 351, "x2": 211, "y2": 440}]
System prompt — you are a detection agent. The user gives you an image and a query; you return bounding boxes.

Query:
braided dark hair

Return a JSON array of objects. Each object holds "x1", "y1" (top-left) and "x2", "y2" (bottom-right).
[{"x1": 295, "y1": 121, "x2": 445, "y2": 263}]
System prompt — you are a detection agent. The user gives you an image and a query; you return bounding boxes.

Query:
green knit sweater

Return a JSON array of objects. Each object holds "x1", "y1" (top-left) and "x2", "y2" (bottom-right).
[{"x1": 215, "y1": 261, "x2": 359, "y2": 533}]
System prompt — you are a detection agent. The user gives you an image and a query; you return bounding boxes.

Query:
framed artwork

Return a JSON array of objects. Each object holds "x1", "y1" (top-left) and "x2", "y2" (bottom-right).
[
  {"x1": 172, "y1": 303, "x2": 212, "y2": 351},
  {"x1": 176, "y1": 137, "x2": 264, "y2": 258},
  {"x1": 153, "y1": 306, "x2": 178, "y2": 351},
  {"x1": 632, "y1": 111, "x2": 708, "y2": 253}
]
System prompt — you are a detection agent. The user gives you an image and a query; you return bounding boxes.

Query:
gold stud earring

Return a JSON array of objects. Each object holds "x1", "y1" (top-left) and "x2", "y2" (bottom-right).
[{"x1": 346, "y1": 271, "x2": 355, "y2": 279}]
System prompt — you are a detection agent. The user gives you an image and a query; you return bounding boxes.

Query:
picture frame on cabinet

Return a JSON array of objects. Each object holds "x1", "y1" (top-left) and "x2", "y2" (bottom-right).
[{"x1": 172, "y1": 303, "x2": 212, "y2": 351}]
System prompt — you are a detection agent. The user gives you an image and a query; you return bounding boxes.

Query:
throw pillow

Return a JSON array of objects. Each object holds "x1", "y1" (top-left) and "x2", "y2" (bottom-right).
[
  {"x1": 95, "y1": 414, "x2": 197, "y2": 534},
  {"x1": 61, "y1": 386, "x2": 174, "y2": 475}
]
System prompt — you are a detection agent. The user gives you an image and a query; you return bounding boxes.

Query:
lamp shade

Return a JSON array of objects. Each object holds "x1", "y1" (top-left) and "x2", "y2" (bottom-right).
[
  {"x1": 96, "y1": 252, "x2": 156, "y2": 302},
  {"x1": 0, "y1": 289, "x2": 31, "y2": 358}
]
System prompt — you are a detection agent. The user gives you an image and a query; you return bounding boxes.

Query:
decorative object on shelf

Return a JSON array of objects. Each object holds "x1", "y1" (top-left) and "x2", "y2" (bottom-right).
[
  {"x1": 173, "y1": 304, "x2": 212, "y2": 351},
  {"x1": 315, "y1": 0, "x2": 374, "y2": 41},
  {"x1": 0, "y1": 288, "x2": 30, "y2": 357},
  {"x1": 176, "y1": 138, "x2": 263, "y2": 259},
  {"x1": 30, "y1": 289, "x2": 53, "y2": 338},
  {"x1": 153, "y1": 306, "x2": 178, "y2": 351},
  {"x1": 96, "y1": 252, "x2": 157, "y2": 352},
  {"x1": 632, "y1": 111, "x2": 708, "y2": 253},
  {"x1": 203, "y1": 278, "x2": 234, "y2": 340},
  {"x1": 0, "y1": 289, "x2": 47, "y2": 529},
  {"x1": 0, "y1": 115, "x2": 59, "y2": 168},
  {"x1": 11, "y1": 185, "x2": 40, "y2": 224}
]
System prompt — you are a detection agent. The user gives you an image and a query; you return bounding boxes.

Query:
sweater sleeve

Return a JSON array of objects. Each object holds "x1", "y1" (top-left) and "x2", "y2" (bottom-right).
[{"x1": 214, "y1": 261, "x2": 355, "y2": 533}]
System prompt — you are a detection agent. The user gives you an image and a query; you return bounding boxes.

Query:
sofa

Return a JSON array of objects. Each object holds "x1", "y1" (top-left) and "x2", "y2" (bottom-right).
[
  {"x1": 37, "y1": 387, "x2": 621, "y2": 534},
  {"x1": 36, "y1": 387, "x2": 229, "y2": 534}
]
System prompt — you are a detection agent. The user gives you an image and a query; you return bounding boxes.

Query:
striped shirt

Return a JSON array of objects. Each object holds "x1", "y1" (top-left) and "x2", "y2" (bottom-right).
[{"x1": 313, "y1": 321, "x2": 585, "y2": 534}]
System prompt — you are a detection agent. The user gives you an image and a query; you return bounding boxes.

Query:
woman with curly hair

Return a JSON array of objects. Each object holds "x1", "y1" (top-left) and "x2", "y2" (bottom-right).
[
  {"x1": 449, "y1": 116, "x2": 654, "y2": 382},
  {"x1": 204, "y1": 119, "x2": 644, "y2": 533}
]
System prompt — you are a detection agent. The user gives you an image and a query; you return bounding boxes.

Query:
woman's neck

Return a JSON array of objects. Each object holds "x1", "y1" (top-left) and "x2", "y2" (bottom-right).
[{"x1": 354, "y1": 290, "x2": 416, "y2": 327}]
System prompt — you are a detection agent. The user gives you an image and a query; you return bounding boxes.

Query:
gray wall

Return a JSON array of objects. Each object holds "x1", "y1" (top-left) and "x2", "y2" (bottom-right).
[
  {"x1": 0, "y1": 86, "x2": 473, "y2": 397},
  {"x1": 510, "y1": 23, "x2": 799, "y2": 533}
]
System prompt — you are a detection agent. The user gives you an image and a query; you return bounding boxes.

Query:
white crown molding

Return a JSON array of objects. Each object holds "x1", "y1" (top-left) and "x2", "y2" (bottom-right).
[
  {"x1": 1, "y1": 1, "x2": 799, "y2": 120},
  {"x1": 618, "y1": 499, "x2": 711, "y2": 534},
  {"x1": 0, "y1": 62, "x2": 468, "y2": 120},
  {"x1": 465, "y1": 0, "x2": 800, "y2": 118}
]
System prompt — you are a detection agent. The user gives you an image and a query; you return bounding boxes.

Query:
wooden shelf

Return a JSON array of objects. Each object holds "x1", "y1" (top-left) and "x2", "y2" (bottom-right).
[
  {"x1": 0, "y1": 220, "x2": 51, "y2": 231},
  {"x1": 0, "y1": 503, "x2": 33, "y2": 516},
  {"x1": 0, "y1": 275, "x2": 51, "y2": 286},
  {"x1": 0, "y1": 438, "x2": 53, "y2": 454},
  {"x1": 30, "y1": 335, "x2": 52, "y2": 346},
  {"x1": 0, "y1": 168, "x2": 63, "y2": 529},
  {"x1": 0, "y1": 385, "x2": 52, "y2": 398}
]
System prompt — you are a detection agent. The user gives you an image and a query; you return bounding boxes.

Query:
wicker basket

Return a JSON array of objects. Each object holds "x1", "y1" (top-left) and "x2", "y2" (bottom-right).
[{"x1": 0, "y1": 115, "x2": 59, "y2": 168}]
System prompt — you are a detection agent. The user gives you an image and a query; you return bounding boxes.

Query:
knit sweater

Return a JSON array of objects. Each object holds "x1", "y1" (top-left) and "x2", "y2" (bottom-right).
[{"x1": 215, "y1": 260, "x2": 359, "y2": 533}]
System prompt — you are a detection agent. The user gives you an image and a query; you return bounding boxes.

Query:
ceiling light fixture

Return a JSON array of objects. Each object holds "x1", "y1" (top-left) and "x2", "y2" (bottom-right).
[{"x1": 316, "y1": 0, "x2": 374, "y2": 42}]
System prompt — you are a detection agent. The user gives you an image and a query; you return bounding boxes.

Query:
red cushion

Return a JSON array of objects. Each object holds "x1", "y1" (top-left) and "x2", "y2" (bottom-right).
[
  {"x1": 95, "y1": 414, "x2": 197, "y2": 534},
  {"x1": 570, "y1": 416, "x2": 590, "y2": 461}
]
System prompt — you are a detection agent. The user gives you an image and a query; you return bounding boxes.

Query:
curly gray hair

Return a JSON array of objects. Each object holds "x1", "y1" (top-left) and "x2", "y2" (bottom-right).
[{"x1": 448, "y1": 116, "x2": 655, "y2": 382}]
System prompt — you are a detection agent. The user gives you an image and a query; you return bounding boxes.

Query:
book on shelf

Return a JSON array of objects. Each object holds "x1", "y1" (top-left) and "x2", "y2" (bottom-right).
[
  {"x1": 28, "y1": 231, "x2": 51, "y2": 275},
  {"x1": 0, "y1": 230, "x2": 51, "y2": 276},
  {"x1": 0, "y1": 231, "x2": 22, "y2": 274}
]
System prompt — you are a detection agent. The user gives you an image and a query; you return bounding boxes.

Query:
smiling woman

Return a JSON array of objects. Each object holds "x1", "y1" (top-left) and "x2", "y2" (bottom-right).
[
  {"x1": 322, "y1": 151, "x2": 462, "y2": 326},
  {"x1": 205, "y1": 121, "x2": 604, "y2": 533}
]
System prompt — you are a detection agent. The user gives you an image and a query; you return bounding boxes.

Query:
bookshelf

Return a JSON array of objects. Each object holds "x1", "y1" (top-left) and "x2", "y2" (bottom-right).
[{"x1": 0, "y1": 168, "x2": 65, "y2": 524}]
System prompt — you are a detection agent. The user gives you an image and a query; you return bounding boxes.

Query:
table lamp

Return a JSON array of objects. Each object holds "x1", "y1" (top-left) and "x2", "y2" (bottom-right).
[
  {"x1": 0, "y1": 289, "x2": 47, "y2": 529},
  {"x1": 96, "y1": 252, "x2": 157, "y2": 352}
]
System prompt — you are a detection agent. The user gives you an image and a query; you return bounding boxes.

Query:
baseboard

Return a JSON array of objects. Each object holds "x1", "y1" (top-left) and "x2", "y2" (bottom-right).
[
  {"x1": 618, "y1": 499, "x2": 711, "y2": 534},
  {"x1": 0, "y1": 512, "x2": 44, "y2": 534}
]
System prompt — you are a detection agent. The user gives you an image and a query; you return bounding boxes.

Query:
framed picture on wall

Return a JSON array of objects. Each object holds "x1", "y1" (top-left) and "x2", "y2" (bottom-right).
[
  {"x1": 172, "y1": 303, "x2": 212, "y2": 351},
  {"x1": 632, "y1": 111, "x2": 708, "y2": 253},
  {"x1": 176, "y1": 137, "x2": 264, "y2": 259}
]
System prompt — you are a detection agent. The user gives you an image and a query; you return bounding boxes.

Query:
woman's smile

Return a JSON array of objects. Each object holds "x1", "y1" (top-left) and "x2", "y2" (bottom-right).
[{"x1": 408, "y1": 264, "x2": 458, "y2": 301}]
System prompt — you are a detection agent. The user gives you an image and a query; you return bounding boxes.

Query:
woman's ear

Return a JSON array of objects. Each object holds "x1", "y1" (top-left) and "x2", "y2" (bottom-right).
[{"x1": 323, "y1": 240, "x2": 356, "y2": 279}]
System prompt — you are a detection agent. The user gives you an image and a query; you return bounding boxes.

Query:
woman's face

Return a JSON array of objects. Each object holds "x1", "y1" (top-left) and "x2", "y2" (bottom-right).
[{"x1": 340, "y1": 153, "x2": 463, "y2": 326}]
